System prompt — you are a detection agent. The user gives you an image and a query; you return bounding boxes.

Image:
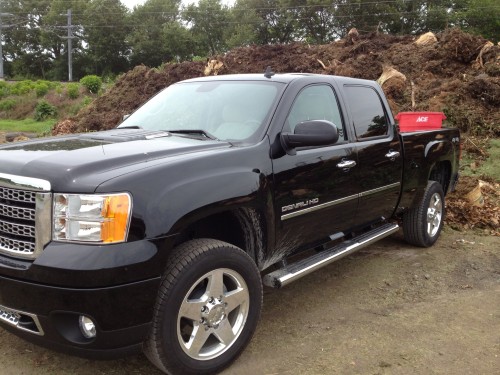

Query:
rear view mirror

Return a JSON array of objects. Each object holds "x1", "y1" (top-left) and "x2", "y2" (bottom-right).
[{"x1": 281, "y1": 120, "x2": 339, "y2": 155}]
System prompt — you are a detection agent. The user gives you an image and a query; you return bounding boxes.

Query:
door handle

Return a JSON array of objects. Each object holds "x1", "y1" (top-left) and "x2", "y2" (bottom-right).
[
  {"x1": 336, "y1": 160, "x2": 357, "y2": 169},
  {"x1": 385, "y1": 150, "x2": 400, "y2": 161}
]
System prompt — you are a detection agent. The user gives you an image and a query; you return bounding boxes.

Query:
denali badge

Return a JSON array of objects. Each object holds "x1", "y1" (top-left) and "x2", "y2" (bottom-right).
[{"x1": 282, "y1": 198, "x2": 319, "y2": 212}]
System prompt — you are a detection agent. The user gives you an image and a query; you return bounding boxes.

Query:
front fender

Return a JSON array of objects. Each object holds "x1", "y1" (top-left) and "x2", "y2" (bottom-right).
[{"x1": 95, "y1": 140, "x2": 274, "y2": 240}]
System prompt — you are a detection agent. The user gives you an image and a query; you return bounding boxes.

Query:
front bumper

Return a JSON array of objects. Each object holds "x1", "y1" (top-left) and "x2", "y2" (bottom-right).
[{"x1": 0, "y1": 273, "x2": 161, "y2": 357}]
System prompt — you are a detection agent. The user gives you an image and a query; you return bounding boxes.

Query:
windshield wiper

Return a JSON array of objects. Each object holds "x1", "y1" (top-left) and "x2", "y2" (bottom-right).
[{"x1": 168, "y1": 129, "x2": 219, "y2": 141}]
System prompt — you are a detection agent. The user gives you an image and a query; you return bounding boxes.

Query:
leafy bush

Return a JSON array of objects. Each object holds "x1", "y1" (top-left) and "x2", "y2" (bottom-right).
[
  {"x1": 35, "y1": 81, "x2": 50, "y2": 97},
  {"x1": 66, "y1": 83, "x2": 80, "y2": 99},
  {"x1": 34, "y1": 100, "x2": 57, "y2": 121},
  {"x1": 82, "y1": 96, "x2": 93, "y2": 106},
  {"x1": 80, "y1": 75, "x2": 102, "y2": 94},
  {"x1": 0, "y1": 84, "x2": 10, "y2": 98},
  {"x1": 11, "y1": 80, "x2": 35, "y2": 95},
  {"x1": 0, "y1": 99, "x2": 16, "y2": 111}
]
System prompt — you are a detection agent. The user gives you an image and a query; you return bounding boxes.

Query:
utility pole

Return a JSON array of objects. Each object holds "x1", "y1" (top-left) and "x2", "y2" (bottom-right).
[
  {"x1": 61, "y1": 9, "x2": 76, "y2": 81},
  {"x1": 0, "y1": 12, "x2": 14, "y2": 81},
  {"x1": 0, "y1": 13, "x2": 3, "y2": 81}
]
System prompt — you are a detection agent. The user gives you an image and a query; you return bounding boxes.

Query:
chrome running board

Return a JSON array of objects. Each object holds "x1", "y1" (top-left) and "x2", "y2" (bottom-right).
[{"x1": 263, "y1": 223, "x2": 399, "y2": 288}]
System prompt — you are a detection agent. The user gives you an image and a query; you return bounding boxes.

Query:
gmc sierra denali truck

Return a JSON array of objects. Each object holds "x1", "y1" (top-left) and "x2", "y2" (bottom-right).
[{"x1": 0, "y1": 73, "x2": 459, "y2": 374}]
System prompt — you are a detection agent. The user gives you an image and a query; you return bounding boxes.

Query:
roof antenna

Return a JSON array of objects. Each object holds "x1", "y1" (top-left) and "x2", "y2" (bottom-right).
[{"x1": 264, "y1": 66, "x2": 275, "y2": 79}]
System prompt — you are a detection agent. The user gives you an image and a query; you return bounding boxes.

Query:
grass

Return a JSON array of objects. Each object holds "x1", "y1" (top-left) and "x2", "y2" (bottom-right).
[
  {"x1": 0, "y1": 118, "x2": 56, "y2": 135},
  {"x1": 478, "y1": 139, "x2": 500, "y2": 181},
  {"x1": 460, "y1": 138, "x2": 500, "y2": 182}
]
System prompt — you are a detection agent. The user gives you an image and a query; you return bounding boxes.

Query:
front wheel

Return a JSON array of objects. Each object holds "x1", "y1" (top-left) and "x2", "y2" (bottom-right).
[
  {"x1": 403, "y1": 180, "x2": 445, "y2": 247},
  {"x1": 143, "y1": 239, "x2": 262, "y2": 375}
]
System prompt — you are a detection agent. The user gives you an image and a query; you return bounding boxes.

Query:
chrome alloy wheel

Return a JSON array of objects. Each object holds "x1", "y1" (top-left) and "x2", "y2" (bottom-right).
[
  {"x1": 177, "y1": 268, "x2": 249, "y2": 361},
  {"x1": 426, "y1": 192, "x2": 443, "y2": 237}
]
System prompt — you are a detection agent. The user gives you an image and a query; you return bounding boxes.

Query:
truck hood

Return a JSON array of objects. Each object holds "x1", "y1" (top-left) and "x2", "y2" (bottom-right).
[{"x1": 0, "y1": 128, "x2": 230, "y2": 191}]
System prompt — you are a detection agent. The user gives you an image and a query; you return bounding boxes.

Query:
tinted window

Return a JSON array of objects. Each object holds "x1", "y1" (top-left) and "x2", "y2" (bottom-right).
[
  {"x1": 344, "y1": 86, "x2": 388, "y2": 139},
  {"x1": 286, "y1": 85, "x2": 345, "y2": 140}
]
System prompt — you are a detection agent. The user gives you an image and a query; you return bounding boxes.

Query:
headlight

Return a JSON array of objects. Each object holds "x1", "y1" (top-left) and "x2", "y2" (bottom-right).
[{"x1": 53, "y1": 193, "x2": 131, "y2": 243}]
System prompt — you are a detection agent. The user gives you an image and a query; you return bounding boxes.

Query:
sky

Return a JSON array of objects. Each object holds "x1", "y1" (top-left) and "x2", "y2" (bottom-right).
[
  {"x1": 120, "y1": 0, "x2": 235, "y2": 9},
  {"x1": 121, "y1": 0, "x2": 146, "y2": 9}
]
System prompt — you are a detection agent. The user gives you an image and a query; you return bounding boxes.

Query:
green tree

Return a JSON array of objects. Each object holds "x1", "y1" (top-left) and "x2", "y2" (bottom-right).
[
  {"x1": 84, "y1": 0, "x2": 130, "y2": 76},
  {"x1": 298, "y1": 0, "x2": 340, "y2": 43},
  {"x1": 128, "y1": 0, "x2": 184, "y2": 67},
  {"x1": 183, "y1": 0, "x2": 231, "y2": 55},
  {"x1": 1, "y1": 0, "x2": 53, "y2": 78},
  {"x1": 462, "y1": 0, "x2": 500, "y2": 40},
  {"x1": 226, "y1": 2, "x2": 260, "y2": 48},
  {"x1": 43, "y1": 0, "x2": 88, "y2": 80},
  {"x1": 250, "y1": 0, "x2": 301, "y2": 43}
]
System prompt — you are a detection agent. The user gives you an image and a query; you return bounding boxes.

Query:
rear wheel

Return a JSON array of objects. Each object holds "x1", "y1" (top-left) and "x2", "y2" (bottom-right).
[
  {"x1": 144, "y1": 239, "x2": 262, "y2": 375},
  {"x1": 403, "y1": 181, "x2": 445, "y2": 247}
]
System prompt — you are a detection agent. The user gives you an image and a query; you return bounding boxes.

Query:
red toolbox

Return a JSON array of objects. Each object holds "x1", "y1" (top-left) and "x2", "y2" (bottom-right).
[{"x1": 395, "y1": 112, "x2": 446, "y2": 132}]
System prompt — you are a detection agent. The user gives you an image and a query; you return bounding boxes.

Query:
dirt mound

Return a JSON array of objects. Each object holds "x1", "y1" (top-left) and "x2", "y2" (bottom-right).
[
  {"x1": 53, "y1": 28, "x2": 499, "y2": 137},
  {"x1": 447, "y1": 175, "x2": 499, "y2": 236}
]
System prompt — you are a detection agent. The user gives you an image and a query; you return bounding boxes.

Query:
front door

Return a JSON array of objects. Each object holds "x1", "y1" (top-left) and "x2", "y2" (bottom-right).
[{"x1": 272, "y1": 84, "x2": 358, "y2": 255}]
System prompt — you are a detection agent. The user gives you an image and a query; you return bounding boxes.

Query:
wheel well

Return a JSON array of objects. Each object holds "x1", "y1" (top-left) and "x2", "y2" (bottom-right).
[
  {"x1": 174, "y1": 208, "x2": 266, "y2": 268},
  {"x1": 429, "y1": 161, "x2": 451, "y2": 194}
]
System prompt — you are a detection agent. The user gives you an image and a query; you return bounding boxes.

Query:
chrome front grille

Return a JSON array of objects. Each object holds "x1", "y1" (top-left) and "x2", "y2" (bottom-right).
[
  {"x1": 0, "y1": 187, "x2": 36, "y2": 203},
  {"x1": 0, "y1": 186, "x2": 36, "y2": 255},
  {"x1": 0, "y1": 202, "x2": 35, "y2": 221},
  {"x1": 0, "y1": 173, "x2": 52, "y2": 259},
  {"x1": 0, "y1": 216, "x2": 36, "y2": 237}
]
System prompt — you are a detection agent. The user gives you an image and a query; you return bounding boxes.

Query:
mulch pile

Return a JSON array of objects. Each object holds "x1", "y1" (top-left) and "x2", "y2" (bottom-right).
[
  {"x1": 447, "y1": 176, "x2": 499, "y2": 236},
  {"x1": 51, "y1": 27, "x2": 499, "y2": 234}
]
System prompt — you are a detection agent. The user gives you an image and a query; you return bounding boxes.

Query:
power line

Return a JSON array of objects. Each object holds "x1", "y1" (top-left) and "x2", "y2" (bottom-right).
[{"x1": 5, "y1": 1, "x2": 499, "y2": 16}]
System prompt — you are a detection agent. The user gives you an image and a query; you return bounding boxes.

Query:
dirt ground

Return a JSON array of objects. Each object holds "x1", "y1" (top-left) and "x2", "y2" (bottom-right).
[{"x1": 1, "y1": 228, "x2": 498, "y2": 375}]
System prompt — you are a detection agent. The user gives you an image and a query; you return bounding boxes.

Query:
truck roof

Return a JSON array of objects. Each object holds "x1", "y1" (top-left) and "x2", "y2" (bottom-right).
[{"x1": 180, "y1": 73, "x2": 378, "y2": 87}]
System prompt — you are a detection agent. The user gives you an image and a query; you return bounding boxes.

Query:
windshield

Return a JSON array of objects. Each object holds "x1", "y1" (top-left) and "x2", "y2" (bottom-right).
[{"x1": 118, "y1": 80, "x2": 285, "y2": 143}]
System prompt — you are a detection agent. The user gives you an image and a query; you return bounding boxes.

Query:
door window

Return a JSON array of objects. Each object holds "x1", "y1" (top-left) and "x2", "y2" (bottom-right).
[
  {"x1": 286, "y1": 85, "x2": 345, "y2": 140},
  {"x1": 344, "y1": 86, "x2": 388, "y2": 139}
]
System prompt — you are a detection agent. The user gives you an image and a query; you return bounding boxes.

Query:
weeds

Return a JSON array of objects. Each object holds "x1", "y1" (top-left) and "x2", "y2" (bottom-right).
[{"x1": 34, "y1": 101, "x2": 57, "y2": 121}]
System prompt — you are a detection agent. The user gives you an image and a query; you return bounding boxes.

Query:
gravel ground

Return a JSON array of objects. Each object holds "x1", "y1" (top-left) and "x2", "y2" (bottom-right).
[{"x1": 0, "y1": 228, "x2": 498, "y2": 374}]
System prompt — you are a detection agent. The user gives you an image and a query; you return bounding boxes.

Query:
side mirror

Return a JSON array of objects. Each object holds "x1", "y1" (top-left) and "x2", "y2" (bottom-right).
[{"x1": 281, "y1": 120, "x2": 339, "y2": 155}]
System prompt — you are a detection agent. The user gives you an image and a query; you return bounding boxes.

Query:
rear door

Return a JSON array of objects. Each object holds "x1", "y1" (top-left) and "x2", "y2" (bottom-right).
[
  {"x1": 342, "y1": 85, "x2": 403, "y2": 225},
  {"x1": 272, "y1": 83, "x2": 358, "y2": 251}
]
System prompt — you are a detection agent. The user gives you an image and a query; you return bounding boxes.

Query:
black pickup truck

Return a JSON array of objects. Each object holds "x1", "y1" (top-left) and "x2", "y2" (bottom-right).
[{"x1": 0, "y1": 73, "x2": 459, "y2": 374}]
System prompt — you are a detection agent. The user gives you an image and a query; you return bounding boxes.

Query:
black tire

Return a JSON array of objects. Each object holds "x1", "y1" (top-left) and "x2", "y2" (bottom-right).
[
  {"x1": 403, "y1": 180, "x2": 445, "y2": 247},
  {"x1": 143, "y1": 239, "x2": 262, "y2": 375}
]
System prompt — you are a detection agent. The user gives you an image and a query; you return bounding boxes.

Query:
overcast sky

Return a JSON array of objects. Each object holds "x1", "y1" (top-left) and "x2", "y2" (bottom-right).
[
  {"x1": 121, "y1": 0, "x2": 234, "y2": 9},
  {"x1": 121, "y1": 0, "x2": 198, "y2": 9},
  {"x1": 121, "y1": 0, "x2": 146, "y2": 9}
]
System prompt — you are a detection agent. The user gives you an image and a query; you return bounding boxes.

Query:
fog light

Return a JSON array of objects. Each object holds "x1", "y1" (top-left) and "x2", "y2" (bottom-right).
[{"x1": 79, "y1": 315, "x2": 96, "y2": 339}]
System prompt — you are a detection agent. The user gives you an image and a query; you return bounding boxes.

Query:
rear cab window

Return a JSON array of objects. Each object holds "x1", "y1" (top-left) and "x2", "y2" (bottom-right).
[{"x1": 344, "y1": 86, "x2": 389, "y2": 140}]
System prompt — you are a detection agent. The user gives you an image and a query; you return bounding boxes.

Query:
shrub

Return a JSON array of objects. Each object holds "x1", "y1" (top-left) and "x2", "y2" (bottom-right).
[
  {"x1": 11, "y1": 80, "x2": 35, "y2": 95},
  {"x1": 35, "y1": 81, "x2": 50, "y2": 97},
  {"x1": 66, "y1": 83, "x2": 80, "y2": 99},
  {"x1": 82, "y1": 96, "x2": 93, "y2": 106},
  {"x1": 34, "y1": 100, "x2": 57, "y2": 121},
  {"x1": 0, "y1": 85, "x2": 10, "y2": 98},
  {"x1": 0, "y1": 99, "x2": 16, "y2": 111},
  {"x1": 80, "y1": 75, "x2": 102, "y2": 94}
]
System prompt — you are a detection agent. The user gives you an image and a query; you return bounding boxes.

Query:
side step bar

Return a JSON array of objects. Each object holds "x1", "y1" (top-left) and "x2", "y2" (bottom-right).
[{"x1": 263, "y1": 223, "x2": 399, "y2": 288}]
